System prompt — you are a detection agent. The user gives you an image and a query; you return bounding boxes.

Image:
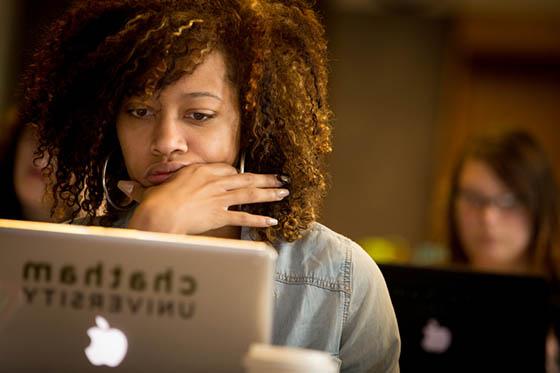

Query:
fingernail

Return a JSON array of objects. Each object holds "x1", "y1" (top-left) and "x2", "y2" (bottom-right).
[
  {"x1": 117, "y1": 180, "x2": 134, "y2": 196},
  {"x1": 276, "y1": 174, "x2": 290, "y2": 185},
  {"x1": 267, "y1": 218, "x2": 278, "y2": 226},
  {"x1": 277, "y1": 189, "x2": 290, "y2": 199}
]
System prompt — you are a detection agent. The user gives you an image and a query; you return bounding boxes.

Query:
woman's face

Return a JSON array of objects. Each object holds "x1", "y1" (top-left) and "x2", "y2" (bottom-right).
[
  {"x1": 454, "y1": 159, "x2": 533, "y2": 272},
  {"x1": 116, "y1": 51, "x2": 240, "y2": 187},
  {"x1": 13, "y1": 126, "x2": 51, "y2": 221}
]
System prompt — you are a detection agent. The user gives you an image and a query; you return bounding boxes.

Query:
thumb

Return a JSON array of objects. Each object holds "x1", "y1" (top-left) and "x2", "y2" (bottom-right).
[{"x1": 117, "y1": 180, "x2": 145, "y2": 203}]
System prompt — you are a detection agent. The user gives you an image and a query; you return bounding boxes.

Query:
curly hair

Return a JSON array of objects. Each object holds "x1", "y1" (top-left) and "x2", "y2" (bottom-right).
[
  {"x1": 447, "y1": 130, "x2": 560, "y2": 278},
  {"x1": 19, "y1": 0, "x2": 332, "y2": 243}
]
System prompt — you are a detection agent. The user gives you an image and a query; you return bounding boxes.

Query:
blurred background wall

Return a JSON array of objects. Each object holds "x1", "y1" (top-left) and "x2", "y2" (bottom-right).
[
  {"x1": 0, "y1": 0, "x2": 18, "y2": 117},
  {"x1": 1, "y1": 0, "x2": 559, "y2": 261},
  {"x1": 319, "y1": 0, "x2": 560, "y2": 261},
  {"x1": 324, "y1": 10, "x2": 447, "y2": 248}
]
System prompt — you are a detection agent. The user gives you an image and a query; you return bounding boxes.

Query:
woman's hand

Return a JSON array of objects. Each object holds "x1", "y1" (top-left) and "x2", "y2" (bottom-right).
[{"x1": 117, "y1": 163, "x2": 288, "y2": 235}]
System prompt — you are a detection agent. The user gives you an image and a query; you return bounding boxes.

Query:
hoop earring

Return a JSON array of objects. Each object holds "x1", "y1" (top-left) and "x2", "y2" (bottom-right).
[{"x1": 102, "y1": 152, "x2": 134, "y2": 211}]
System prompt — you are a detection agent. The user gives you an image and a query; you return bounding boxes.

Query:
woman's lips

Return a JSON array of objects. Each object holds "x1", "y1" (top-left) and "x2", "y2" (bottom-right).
[
  {"x1": 144, "y1": 162, "x2": 188, "y2": 185},
  {"x1": 146, "y1": 172, "x2": 175, "y2": 185},
  {"x1": 478, "y1": 234, "x2": 498, "y2": 248}
]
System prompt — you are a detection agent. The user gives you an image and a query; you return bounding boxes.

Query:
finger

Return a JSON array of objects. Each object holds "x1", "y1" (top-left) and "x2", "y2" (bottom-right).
[
  {"x1": 224, "y1": 211, "x2": 279, "y2": 228},
  {"x1": 223, "y1": 187, "x2": 290, "y2": 206},
  {"x1": 191, "y1": 162, "x2": 238, "y2": 177},
  {"x1": 117, "y1": 180, "x2": 145, "y2": 203},
  {"x1": 171, "y1": 163, "x2": 237, "y2": 184},
  {"x1": 217, "y1": 173, "x2": 284, "y2": 191}
]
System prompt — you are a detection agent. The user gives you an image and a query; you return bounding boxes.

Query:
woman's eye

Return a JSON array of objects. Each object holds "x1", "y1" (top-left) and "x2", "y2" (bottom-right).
[
  {"x1": 127, "y1": 108, "x2": 153, "y2": 118},
  {"x1": 188, "y1": 112, "x2": 214, "y2": 122}
]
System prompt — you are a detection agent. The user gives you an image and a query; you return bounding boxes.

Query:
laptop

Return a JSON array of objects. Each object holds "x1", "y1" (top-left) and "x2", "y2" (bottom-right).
[
  {"x1": 0, "y1": 219, "x2": 277, "y2": 373},
  {"x1": 379, "y1": 263, "x2": 550, "y2": 372}
]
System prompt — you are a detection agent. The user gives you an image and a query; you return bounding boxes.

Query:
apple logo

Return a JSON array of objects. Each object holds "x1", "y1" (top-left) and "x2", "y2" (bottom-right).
[
  {"x1": 421, "y1": 318, "x2": 452, "y2": 354},
  {"x1": 85, "y1": 316, "x2": 128, "y2": 367}
]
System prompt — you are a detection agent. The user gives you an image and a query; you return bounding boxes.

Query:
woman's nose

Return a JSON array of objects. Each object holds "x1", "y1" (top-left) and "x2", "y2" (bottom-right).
[
  {"x1": 150, "y1": 114, "x2": 188, "y2": 157},
  {"x1": 480, "y1": 205, "x2": 500, "y2": 225}
]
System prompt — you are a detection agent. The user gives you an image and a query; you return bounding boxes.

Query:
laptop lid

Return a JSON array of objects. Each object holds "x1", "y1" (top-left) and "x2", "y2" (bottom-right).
[
  {"x1": 379, "y1": 263, "x2": 549, "y2": 372},
  {"x1": 0, "y1": 219, "x2": 277, "y2": 373}
]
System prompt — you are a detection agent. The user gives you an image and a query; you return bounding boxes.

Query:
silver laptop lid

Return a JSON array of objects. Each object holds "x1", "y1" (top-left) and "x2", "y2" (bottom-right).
[{"x1": 0, "y1": 219, "x2": 277, "y2": 373}]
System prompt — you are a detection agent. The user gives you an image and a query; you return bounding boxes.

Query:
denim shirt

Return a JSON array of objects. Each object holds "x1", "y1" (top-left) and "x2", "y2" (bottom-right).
[
  {"x1": 254, "y1": 223, "x2": 401, "y2": 372},
  {"x1": 107, "y1": 211, "x2": 401, "y2": 372}
]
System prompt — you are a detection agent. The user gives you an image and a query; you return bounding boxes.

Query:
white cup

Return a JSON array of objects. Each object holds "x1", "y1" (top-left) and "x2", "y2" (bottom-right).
[{"x1": 243, "y1": 343, "x2": 340, "y2": 373}]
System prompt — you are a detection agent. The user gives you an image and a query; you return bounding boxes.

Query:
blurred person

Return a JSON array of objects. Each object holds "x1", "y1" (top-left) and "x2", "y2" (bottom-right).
[
  {"x1": 19, "y1": 0, "x2": 401, "y2": 371},
  {"x1": 446, "y1": 129, "x2": 560, "y2": 371},
  {"x1": 0, "y1": 108, "x2": 53, "y2": 221},
  {"x1": 447, "y1": 130, "x2": 558, "y2": 275}
]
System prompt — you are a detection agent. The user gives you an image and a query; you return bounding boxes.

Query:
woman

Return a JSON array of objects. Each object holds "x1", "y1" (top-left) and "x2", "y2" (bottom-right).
[
  {"x1": 0, "y1": 108, "x2": 53, "y2": 221},
  {"x1": 446, "y1": 129, "x2": 560, "y2": 371},
  {"x1": 20, "y1": 0, "x2": 400, "y2": 371},
  {"x1": 447, "y1": 129, "x2": 559, "y2": 276}
]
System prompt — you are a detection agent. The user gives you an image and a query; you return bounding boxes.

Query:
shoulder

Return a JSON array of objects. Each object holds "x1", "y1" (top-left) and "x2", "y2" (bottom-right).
[
  {"x1": 273, "y1": 223, "x2": 400, "y2": 371},
  {"x1": 274, "y1": 222, "x2": 365, "y2": 291},
  {"x1": 273, "y1": 222, "x2": 390, "y2": 303},
  {"x1": 293, "y1": 222, "x2": 360, "y2": 263},
  {"x1": 280, "y1": 221, "x2": 392, "y2": 311}
]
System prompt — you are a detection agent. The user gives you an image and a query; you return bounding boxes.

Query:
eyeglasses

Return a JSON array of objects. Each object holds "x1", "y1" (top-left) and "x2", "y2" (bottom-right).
[{"x1": 456, "y1": 188, "x2": 522, "y2": 211}]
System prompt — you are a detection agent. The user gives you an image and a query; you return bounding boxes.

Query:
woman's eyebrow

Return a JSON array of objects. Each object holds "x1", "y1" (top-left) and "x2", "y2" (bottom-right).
[{"x1": 181, "y1": 91, "x2": 222, "y2": 101}]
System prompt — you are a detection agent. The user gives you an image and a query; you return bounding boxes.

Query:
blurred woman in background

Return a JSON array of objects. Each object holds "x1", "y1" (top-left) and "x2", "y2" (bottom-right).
[
  {"x1": 447, "y1": 129, "x2": 559, "y2": 276},
  {"x1": 0, "y1": 108, "x2": 53, "y2": 221},
  {"x1": 446, "y1": 129, "x2": 560, "y2": 372}
]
